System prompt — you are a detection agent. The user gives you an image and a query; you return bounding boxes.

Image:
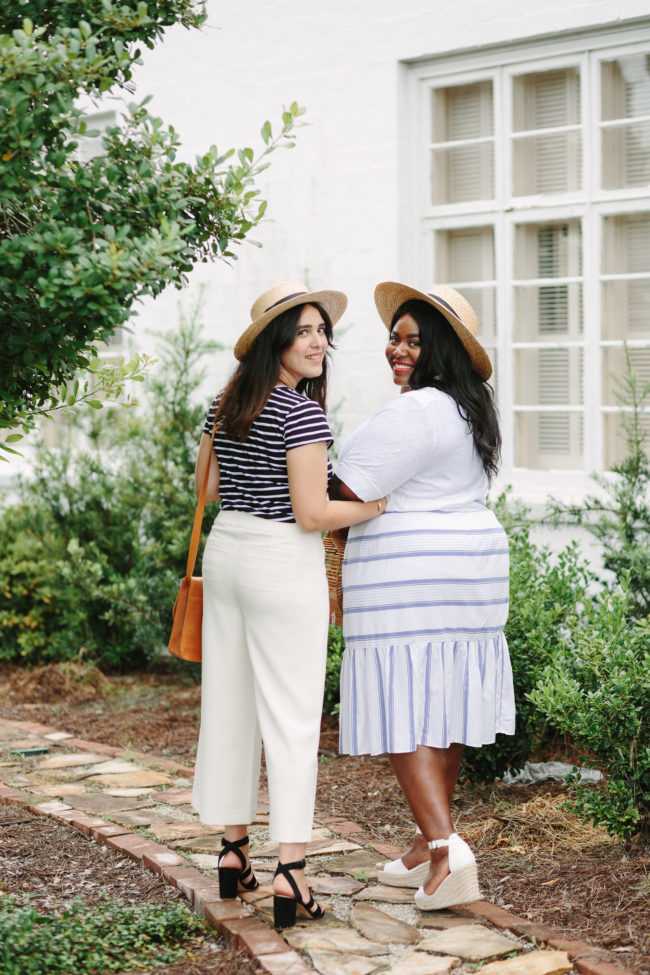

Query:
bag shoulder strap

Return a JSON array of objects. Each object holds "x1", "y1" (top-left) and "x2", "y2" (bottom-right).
[{"x1": 185, "y1": 412, "x2": 219, "y2": 581}]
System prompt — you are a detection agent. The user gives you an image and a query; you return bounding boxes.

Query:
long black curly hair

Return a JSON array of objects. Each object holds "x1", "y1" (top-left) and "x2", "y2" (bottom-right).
[{"x1": 391, "y1": 299, "x2": 501, "y2": 478}]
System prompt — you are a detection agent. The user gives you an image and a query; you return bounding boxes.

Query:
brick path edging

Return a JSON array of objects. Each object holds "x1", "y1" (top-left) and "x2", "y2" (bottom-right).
[{"x1": 0, "y1": 718, "x2": 639, "y2": 975}]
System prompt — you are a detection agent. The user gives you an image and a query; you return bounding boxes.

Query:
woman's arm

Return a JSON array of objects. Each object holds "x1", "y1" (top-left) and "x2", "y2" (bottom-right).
[
  {"x1": 194, "y1": 433, "x2": 220, "y2": 502},
  {"x1": 287, "y1": 442, "x2": 385, "y2": 532}
]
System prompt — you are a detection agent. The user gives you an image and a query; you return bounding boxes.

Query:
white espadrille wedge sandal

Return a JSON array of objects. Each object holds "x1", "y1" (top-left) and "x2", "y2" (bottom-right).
[
  {"x1": 413, "y1": 833, "x2": 480, "y2": 911},
  {"x1": 377, "y1": 827, "x2": 429, "y2": 888},
  {"x1": 377, "y1": 857, "x2": 430, "y2": 888}
]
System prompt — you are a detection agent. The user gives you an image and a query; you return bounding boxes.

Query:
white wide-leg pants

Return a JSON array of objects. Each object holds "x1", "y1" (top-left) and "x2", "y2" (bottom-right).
[{"x1": 192, "y1": 510, "x2": 329, "y2": 842}]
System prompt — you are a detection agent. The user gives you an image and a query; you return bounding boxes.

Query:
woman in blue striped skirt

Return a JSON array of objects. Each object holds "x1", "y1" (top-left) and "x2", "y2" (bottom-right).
[{"x1": 331, "y1": 282, "x2": 515, "y2": 911}]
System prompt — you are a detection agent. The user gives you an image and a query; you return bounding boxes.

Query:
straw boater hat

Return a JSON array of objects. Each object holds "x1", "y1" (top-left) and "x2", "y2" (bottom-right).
[
  {"x1": 234, "y1": 280, "x2": 348, "y2": 361},
  {"x1": 374, "y1": 282, "x2": 492, "y2": 381}
]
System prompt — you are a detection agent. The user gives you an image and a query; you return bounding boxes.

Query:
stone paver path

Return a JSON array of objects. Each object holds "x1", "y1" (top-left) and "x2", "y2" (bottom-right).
[{"x1": 0, "y1": 717, "x2": 632, "y2": 975}]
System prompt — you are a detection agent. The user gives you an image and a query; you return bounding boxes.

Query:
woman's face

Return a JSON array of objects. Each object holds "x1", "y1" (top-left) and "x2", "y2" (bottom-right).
[
  {"x1": 385, "y1": 313, "x2": 421, "y2": 388},
  {"x1": 278, "y1": 304, "x2": 329, "y2": 387}
]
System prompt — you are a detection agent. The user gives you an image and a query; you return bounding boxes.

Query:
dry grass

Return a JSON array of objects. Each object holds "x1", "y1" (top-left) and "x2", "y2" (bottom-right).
[{"x1": 460, "y1": 792, "x2": 615, "y2": 855}]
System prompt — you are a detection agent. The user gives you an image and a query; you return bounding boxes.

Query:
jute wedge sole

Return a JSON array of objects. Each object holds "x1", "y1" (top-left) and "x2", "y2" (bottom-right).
[
  {"x1": 414, "y1": 861, "x2": 481, "y2": 911},
  {"x1": 413, "y1": 832, "x2": 481, "y2": 911},
  {"x1": 378, "y1": 858, "x2": 430, "y2": 888}
]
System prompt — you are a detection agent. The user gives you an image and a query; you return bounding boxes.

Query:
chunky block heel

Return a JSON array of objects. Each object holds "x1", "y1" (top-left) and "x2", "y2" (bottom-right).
[
  {"x1": 217, "y1": 866, "x2": 241, "y2": 899},
  {"x1": 273, "y1": 894, "x2": 298, "y2": 929},
  {"x1": 217, "y1": 835, "x2": 258, "y2": 900},
  {"x1": 272, "y1": 859, "x2": 324, "y2": 929}
]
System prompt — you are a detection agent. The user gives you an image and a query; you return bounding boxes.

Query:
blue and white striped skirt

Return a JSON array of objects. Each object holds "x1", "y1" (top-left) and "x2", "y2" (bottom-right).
[{"x1": 338, "y1": 503, "x2": 516, "y2": 755}]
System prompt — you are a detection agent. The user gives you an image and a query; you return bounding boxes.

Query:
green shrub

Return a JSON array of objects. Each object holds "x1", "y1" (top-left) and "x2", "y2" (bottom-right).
[
  {"x1": 529, "y1": 583, "x2": 650, "y2": 838},
  {"x1": 0, "y1": 893, "x2": 205, "y2": 975},
  {"x1": 462, "y1": 493, "x2": 596, "y2": 782},
  {"x1": 0, "y1": 302, "x2": 218, "y2": 669},
  {"x1": 324, "y1": 624, "x2": 345, "y2": 715}
]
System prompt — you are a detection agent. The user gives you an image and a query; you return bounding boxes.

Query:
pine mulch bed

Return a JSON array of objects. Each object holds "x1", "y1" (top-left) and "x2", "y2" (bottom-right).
[{"x1": 1, "y1": 662, "x2": 648, "y2": 974}]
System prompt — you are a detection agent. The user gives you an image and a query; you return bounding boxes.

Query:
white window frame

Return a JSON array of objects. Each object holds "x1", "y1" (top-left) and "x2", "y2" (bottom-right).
[{"x1": 400, "y1": 18, "x2": 650, "y2": 500}]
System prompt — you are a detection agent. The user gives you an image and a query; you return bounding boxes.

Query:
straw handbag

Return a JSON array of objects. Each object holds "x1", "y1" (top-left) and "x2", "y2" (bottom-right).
[
  {"x1": 323, "y1": 529, "x2": 346, "y2": 627},
  {"x1": 168, "y1": 418, "x2": 218, "y2": 663}
]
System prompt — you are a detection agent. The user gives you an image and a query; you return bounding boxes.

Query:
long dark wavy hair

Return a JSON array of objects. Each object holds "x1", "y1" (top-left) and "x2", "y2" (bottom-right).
[
  {"x1": 215, "y1": 303, "x2": 334, "y2": 441},
  {"x1": 391, "y1": 299, "x2": 501, "y2": 478}
]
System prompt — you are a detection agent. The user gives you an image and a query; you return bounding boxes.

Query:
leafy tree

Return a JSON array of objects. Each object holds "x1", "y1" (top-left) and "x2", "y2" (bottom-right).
[{"x1": 0, "y1": 0, "x2": 304, "y2": 455}]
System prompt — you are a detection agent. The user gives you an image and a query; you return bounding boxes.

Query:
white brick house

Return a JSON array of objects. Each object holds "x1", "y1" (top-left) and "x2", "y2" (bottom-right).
[{"x1": 100, "y1": 2, "x2": 650, "y2": 505}]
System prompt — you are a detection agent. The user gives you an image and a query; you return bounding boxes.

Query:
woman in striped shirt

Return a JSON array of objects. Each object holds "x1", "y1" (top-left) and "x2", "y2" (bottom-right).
[
  {"x1": 331, "y1": 282, "x2": 515, "y2": 912},
  {"x1": 191, "y1": 281, "x2": 385, "y2": 929}
]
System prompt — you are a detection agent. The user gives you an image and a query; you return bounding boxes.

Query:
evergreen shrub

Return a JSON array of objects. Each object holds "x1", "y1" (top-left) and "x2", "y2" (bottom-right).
[
  {"x1": 0, "y1": 305, "x2": 218, "y2": 669},
  {"x1": 530, "y1": 584, "x2": 650, "y2": 837}
]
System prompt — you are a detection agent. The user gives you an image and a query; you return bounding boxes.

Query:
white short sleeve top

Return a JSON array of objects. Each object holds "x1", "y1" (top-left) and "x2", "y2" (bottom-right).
[{"x1": 334, "y1": 387, "x2": 488, "y2": 510}]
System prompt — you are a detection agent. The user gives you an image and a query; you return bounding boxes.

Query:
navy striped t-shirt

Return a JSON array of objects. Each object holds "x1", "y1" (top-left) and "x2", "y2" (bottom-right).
[{"x1": 203, "y1": 385, "x2": 333, "y2": 523}]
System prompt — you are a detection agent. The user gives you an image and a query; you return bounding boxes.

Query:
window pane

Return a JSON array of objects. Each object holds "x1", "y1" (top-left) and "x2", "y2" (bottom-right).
[
  {"x1": 514, "y1": 348, "x2": 583, "y2": 405},
  {"x1": 602, "y1": 214, "x2": 650, "y2": 339},
  {"x1": 515, "y1": 412, "x2": 583, "y2": 468},
  {"x1": 515, "y1": 284, "x2": 583, "y2": 341},
  {"x1": 603, "y1": 411, "x2": 650, "y2": 467},
  {"x1": 602, "y1": 281, "x2": 650, "y2": 340},
  {"x1": 512, "y1": 67, "x2": 581, "y2": 195},
  {"x1": 515, "y1": 221, "x2": 582, "y2": 278},
  {"x1": 434, "y1": 227, "x2": 496, "y2": 342},
  {"x1": 602, "y1": 121, "x2": 650, "y2": 189},
  {"x1": 514, "y1": 221, "x2": 583, "y2": 341},
  {"x1": 601, "y1": 55, "x2": 650, "y2": 122},
  {"x1": 602, "y1": 213, "x2": 650, "y2": 273},
  {"x1": 431, "y1": 81, "x2": 494, "y2": 203},
  {"x1": 513, "y1": 68, "x2": 581, "y2": 131},
  {"x1": 432, "y1": 81, "x2": 493, "y2": 141},
  {"x1": 513, "y1": 132, "x2": 582, "y2": 194},
  {"x1": 432, "y1": 145, "x2": 494, "y2": 204},
  {"x1": 602, "y1": 347, "x2": 650, "y2": 405},
  {"x1": 435, "y1": 227, "x2": 495, "y2": 281}
]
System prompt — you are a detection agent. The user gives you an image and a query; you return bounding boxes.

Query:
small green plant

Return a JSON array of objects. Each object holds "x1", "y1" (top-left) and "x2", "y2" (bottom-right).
[
  {"x1": 530, "y1": 583, "x2": 650, "y2": 838},
  {"x1": 0, "y1": 893, "x2": 206, "y2": 975}
]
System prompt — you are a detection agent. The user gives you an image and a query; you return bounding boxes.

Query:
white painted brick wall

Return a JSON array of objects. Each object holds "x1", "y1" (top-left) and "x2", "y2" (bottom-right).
[{"x1": 126, "y1": 0, "x2": 650, "y2": 496}]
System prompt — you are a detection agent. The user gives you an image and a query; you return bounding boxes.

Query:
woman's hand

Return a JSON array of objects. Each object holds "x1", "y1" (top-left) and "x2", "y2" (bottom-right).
[{"x1": 194, "y1": 433, "x2": 220, "y2": 502}]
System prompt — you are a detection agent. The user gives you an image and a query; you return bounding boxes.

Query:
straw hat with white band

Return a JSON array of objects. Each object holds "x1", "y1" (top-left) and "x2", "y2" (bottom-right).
[
  {"x1": 374, "y1": 282, "x2": 492, "y2": 381},
  {"x1": 234, "y1": 280, "x2": 348, "y2": 361}
]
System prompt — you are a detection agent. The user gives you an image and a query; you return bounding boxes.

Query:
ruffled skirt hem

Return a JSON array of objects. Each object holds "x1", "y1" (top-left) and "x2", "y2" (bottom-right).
[{"x1": 338, "y1": 634, "x2": 516, "y2": 756}]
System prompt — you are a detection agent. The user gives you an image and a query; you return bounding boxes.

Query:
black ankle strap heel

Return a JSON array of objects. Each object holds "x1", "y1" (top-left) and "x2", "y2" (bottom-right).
[
  {"x1": 273, "y1": 858, "x2": 324, "y2": 929},
  {"x1": 218, "y1": 835, "x2": 259, "y2": 899}
]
